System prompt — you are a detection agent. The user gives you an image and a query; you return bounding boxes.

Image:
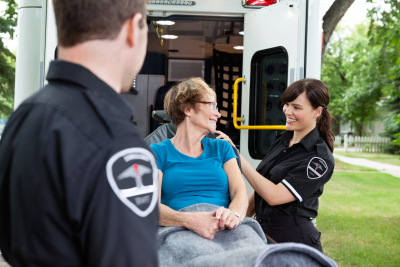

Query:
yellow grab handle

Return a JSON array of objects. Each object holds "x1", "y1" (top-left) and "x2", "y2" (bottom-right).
[{"x1": 233, "y1": 77, "x2": 286, "y2": 130}]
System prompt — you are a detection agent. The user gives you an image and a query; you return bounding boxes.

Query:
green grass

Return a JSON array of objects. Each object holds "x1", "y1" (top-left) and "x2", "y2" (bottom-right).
[
  {"x1": 319, "y1": 171, "x2": 400, "y2": 267},
  {"x1": 334, "y1": 151, "x2": 400, "y2": 166},
  {"x1": 334, "y1": 158, "x2": 377, "y2": 172}
]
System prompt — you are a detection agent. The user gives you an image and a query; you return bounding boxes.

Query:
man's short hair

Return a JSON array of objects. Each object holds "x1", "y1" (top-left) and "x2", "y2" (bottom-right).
[
  {"x1": 164, "y1": 77, "x2": 217, "y2": 127},
  {"x1": 53, "y1": 0, "x2": 146, "y2": 47}
]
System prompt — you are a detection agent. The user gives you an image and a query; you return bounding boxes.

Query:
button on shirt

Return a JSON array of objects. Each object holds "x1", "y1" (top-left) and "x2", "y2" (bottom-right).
[
  {"x1": 254, "y1": 127, "x2": 334, "y2": 218},
  {"x1": 0, "y1": 61, "x2": 159, "y2": 267}
]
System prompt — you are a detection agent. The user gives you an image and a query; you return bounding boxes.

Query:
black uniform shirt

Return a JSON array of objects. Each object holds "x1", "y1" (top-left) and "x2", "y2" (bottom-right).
[
  {"x1": 254, "y1": 127, "x2": 334, "y2": 219},
  {"x1": 0, "y1": 61, "x2": 159, "y2": 267}
]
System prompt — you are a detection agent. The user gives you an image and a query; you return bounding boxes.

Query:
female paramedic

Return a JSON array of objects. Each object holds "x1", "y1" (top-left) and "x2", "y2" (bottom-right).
[{"x1": 218, "y1": 78, "x2": 335, "y2": 252}]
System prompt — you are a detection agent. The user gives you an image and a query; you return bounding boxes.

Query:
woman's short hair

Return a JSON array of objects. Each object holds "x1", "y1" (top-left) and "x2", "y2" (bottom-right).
[{"x1": 164, "y1": 77, "x2": 216, "y2": 127}]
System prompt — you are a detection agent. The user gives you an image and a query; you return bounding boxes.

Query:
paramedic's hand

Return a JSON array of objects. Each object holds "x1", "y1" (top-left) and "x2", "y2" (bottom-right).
[
  {"x1": 187, "y1": 212, "x2": 220, "y2": 240},
  {"x1": 213, "y1": 207, "x2": 239, "y2": 231},
  {"x1": 215, "y1": 131, "x2": 235, "y2": 147}
]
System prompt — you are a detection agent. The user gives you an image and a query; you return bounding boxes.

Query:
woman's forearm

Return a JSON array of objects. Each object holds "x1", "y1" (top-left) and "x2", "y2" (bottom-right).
[
  {"x1": 159, "y1": 203, "x2": 191, "y2": 228},
  {"x1": 228, "y1": 188, "x2": 248, "y2": 222}
]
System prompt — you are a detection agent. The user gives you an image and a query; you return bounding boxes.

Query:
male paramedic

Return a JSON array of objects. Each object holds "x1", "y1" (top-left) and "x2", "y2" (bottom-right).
[{"x1": 0, "y1": 0, "x2": 159, "y2": 266}]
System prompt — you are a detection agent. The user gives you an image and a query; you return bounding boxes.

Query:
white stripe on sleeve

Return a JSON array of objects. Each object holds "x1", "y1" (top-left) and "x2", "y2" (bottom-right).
[{"x1": 282, "y1": 179, "x2": 303, "y2": 202}]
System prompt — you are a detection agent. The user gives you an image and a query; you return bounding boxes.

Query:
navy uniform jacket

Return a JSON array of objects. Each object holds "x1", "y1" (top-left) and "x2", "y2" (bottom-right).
[
  {"x1": 255, "y1": 127, "x2": 334, "y2": 219},
  {"x1": 0, "y1": 61, "x2": 159, "y2": 267}
]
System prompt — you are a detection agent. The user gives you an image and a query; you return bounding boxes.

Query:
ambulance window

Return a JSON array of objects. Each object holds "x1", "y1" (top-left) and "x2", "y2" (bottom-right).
[{"x1": 249, "y1": 47, "x2": 288, "y2": 159}]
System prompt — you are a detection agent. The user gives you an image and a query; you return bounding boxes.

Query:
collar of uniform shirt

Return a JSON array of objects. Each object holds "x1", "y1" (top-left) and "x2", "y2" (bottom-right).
[
  {"x1": 279, "y1": 127, "x2": 320, "y2": 152},
  {"x1": 46, "y1": 60, "x2": 134, "y2": 120}
]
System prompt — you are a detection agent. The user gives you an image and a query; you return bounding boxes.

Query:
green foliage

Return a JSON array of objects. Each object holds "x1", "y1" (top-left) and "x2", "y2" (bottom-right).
[
  {"x1": 322, "y1": 0, "x2": 400, "y2": 146},
  {"x1": 365, "y1": 0, "x2": 400, "y2": 153},
  {"x1": 0, "y1": 0, "x2": 17, "y2": 118},
  {"x1": 322, "y1": 23, "x2": 385, "y2": 135}
]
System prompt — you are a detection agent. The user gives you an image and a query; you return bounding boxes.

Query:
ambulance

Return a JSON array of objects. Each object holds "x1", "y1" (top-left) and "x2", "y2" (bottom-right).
[{"x1": 14, "y1": 0, "x2": 322, "y2": 194}]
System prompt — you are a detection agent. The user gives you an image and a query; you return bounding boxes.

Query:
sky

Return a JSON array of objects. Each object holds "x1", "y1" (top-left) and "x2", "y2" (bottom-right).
[
  {"x1": 322, "y1": 0, "x2": 369, "y2": 27},
  {"x1": 0, "y1": 0, "x2": 370, "y2": 52}
]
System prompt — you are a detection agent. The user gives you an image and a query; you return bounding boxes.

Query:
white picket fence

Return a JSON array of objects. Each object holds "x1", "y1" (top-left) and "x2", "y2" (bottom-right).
[
  {"x1": 334, "y1": 135, "x2": 391, "y2": 153},
  {"x1": 334, "y1": 135, "x2": 356, "y2": 147}
]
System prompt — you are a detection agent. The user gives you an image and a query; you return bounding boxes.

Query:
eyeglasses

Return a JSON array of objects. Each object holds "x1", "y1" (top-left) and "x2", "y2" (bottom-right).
[{"x1": 197, "y1": 101, "x2": 218, "y2": 111}]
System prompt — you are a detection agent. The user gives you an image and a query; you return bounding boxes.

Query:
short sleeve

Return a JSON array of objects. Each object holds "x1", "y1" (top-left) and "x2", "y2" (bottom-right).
[
  {"x1": 220, "y1": 140, "x2": 238, "y2": 164},
  {"x1": 149, "y1": 143, "x2": 164, "y2": 171},
  {"x1": 281, "y1": 156, "x2": 334, "y2": 202}
]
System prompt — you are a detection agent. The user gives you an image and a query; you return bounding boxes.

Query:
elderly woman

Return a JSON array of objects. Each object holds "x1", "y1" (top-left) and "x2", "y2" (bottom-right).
[{"x1": 149, "y1": 77, "x2": 248, "y2": 240}]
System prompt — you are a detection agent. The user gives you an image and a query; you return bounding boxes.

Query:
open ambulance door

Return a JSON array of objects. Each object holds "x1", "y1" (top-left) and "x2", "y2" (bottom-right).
[{"x1": 236, "y1": 0, "x2": 322, "y2": 194}]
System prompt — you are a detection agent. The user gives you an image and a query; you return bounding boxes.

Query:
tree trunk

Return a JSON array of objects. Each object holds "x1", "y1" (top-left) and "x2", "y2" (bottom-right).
[{"x1": 322, "y1": 0, "x2": 356, "y2": 61}]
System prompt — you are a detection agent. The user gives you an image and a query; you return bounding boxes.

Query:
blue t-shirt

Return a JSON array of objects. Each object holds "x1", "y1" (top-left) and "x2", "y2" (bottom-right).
[{"x1": 150, "y1": 138, "x2": 237, "y2": 211}]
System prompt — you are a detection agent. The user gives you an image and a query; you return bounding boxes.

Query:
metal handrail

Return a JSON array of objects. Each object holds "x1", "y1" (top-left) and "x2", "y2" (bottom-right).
[{"x1": 233, "y1": 77, "x2": 286, "y2": 130}]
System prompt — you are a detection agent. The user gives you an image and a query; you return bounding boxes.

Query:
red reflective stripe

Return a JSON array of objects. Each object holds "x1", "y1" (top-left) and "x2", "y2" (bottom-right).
[{"x1": 245, "y1": 0, "x2": 277, "y2": 6}]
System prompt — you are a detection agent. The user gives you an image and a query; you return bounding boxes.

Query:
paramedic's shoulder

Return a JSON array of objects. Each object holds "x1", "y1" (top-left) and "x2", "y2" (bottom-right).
[{"x1": 315, "y1": 136, "x2": 334, "y2": 166}]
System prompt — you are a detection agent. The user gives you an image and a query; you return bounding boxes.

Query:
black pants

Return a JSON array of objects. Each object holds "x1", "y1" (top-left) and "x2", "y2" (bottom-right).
[{"x1": 257, "y1": 215, "x2": 323, "y2": 253}]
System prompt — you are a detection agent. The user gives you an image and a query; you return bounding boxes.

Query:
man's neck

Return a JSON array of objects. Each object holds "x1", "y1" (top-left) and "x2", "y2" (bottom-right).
[{"x1": 58, "y1": 41, "x2": 125, "y2": 93}]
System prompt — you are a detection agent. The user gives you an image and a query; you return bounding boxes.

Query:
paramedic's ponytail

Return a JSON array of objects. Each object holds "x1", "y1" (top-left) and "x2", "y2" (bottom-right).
[
  {"x1": 317, "y1": 107, "x2": 335, "y2": 153},
  {"x1": 282, "y1": 79, "x2": 335, "y2": 152}
]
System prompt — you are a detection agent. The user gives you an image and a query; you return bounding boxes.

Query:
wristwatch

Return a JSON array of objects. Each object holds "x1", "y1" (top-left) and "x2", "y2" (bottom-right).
[{"x1": 231, "y1": 210, "x2": 241, "y2": 223}]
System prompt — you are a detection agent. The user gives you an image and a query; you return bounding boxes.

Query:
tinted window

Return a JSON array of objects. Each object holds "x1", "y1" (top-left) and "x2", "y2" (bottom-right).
[{"x1": 249, "y1": 47, "x2": 288, "y2": 159}]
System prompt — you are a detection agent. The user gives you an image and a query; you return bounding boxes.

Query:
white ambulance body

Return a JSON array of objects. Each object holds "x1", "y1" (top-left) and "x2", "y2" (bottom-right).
[{"x1": 14, "y1": 0, "x2": 322, "y2": 194}]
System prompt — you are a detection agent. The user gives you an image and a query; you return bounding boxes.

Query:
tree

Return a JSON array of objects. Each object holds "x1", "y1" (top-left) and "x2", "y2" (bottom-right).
[
  {"x1": 366, "y1": 0, "x2": 400, "y2": 153},
  {"x1": 322, "y1": 23, "x2": 385, "y2": 136},
  {"x1": 322, "y1": 0, "x2": 400, "y2": 150},
  {"x1": 322, "y1": 0, "x2": 356, "y2": 60},
  {"x1": 0, "y1": 0, "x2": 17, "y2": 118}
]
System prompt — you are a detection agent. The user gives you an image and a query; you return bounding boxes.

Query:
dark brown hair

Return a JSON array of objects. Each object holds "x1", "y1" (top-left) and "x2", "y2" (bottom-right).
[
  {"x1": 164, "y1": 77, "x2": 216, "y2": 127},
  {"x1": 282, "y1": 78, "x2": 335, "y2": 152},
  {"x1": 53, "y1": 0, "x2": 146, "y2": 47}
]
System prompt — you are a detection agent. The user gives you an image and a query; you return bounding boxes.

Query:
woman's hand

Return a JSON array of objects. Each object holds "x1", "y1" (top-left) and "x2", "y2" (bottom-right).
[
  {"x1": 212, "y1": 207, "x2": 240, "y2": 231},
  {"x1": 186, "y1": 212, "x2": 221, "y2": 240},
  {"x1": 215, "y1": 130, "x2": 235, "y2": 147}
]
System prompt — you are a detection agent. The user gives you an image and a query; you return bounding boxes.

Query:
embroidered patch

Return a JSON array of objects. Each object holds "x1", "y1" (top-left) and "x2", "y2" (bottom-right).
[
  {"x1": 307, "y1": 157, "x2": 328, "y2": 179},
  {"x1": 106, "y1": 148, "x2": 158, "y2": 217}
]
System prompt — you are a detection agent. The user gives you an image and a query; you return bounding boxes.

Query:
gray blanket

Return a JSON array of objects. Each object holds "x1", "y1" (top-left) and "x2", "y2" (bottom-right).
[{"x1": 158, "y1": 204, "x2": 337, "y2": 267}]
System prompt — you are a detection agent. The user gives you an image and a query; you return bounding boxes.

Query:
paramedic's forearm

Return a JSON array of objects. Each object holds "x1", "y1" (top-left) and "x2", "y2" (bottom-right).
[
  {"x1": 247, "y1": 191, "x2": 256, "y2": 217},
  {"x1": 240, "y1": 155, "x2": 295, "y2": 206}
]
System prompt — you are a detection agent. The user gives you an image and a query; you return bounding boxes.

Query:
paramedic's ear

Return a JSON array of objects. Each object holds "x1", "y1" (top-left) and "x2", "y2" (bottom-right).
[
  {"x1": 126, "y1": 13, "x2": 145, "y2": 48},
  {"x1": 315, "y1": 106, "x2": 323, "y2": 118}
]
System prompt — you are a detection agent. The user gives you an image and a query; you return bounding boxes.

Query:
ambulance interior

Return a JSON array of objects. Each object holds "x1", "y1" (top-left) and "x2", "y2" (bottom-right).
[
  {"x1": 124, "y1": 17, "x2": 289, "y2": 159},
  {"x1": 124, "y1": 17, "x2": 245, "y2": 148}
]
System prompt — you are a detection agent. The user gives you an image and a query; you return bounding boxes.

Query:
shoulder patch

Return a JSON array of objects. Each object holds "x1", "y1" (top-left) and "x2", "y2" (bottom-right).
[
  {"x1": 307, "y1": 157, "x2": 328, "y2": 179},
  {"x1": 106, "y1": 147, "x2": 158, "y2": 217}
]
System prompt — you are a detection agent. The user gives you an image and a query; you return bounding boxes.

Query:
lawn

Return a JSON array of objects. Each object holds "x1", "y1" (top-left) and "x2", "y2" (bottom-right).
[
  {"x1": 334, "y1": 158, "x2": 377, "y2": 172},
  {"x1": 334, "y1": 151, "x2": 400, "y2": 166},
  {"x1": 318, "y1": 171, "x2": 400, "y2": 267}
]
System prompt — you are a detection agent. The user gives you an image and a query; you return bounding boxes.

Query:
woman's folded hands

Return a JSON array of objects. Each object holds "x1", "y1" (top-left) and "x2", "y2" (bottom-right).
[
  {"x1": 212, "y1": 206, "x2": 240, "y2": 230},
  {"x1": 185, "y1": 211, "x2": 220, "y2": 240},
  {"x1": 185, "y1": 207, "x2": 240, "y2": 240}
]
